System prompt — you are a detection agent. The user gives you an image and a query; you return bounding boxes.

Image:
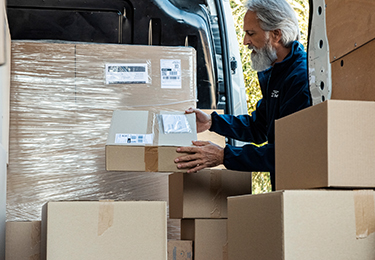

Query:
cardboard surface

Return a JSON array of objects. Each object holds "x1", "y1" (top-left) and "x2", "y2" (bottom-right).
[
  {"x1": 228, "y1": 190, "x2": 375, "y2": 260},
  {"x1": 169, "y1": 169, "x2": 252, "y2": 219},
  {"x1": 181, "y1": 219, "x2": 227, "y2": 260},
  {"x1": 326, "y1": 0, "x2": 375, "y2": 61},
  {"x1": 275, "y1": 100, "x2": 375, "y2": 190},
  {"x1": 167, "y1": 240, "x2": 193, "y2": 260},
  {"x1": 6, "y1": 221, "x2": 41, "y2": 260},
  {"x1": 105, "y1": 110, "x2": 197, "y2": 172},
  {"x1": 41, "y1": 201, "x2": 167, "y2": 260},
  {"x1": 331, "y1": 39, "x2": 375, "y2": 101}
]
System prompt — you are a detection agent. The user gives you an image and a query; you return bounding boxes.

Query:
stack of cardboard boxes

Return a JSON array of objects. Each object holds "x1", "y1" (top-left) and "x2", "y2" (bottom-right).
[
  {"x1": 168, "y1": 169, "x2": 252, "y2": 260},
  {"x1": 6, "y1": 40, "x2": 201, "y2": 259},
  {"x1": 226, "y1": 1, "x2": 375, "y2": 259}
]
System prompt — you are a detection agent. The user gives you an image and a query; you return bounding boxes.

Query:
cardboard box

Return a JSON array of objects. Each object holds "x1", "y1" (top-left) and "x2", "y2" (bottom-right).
[
  {"x1": 167, "y1": 240, "x2": 193, "y2": 260},
  {"x1": 41, "y1": 201, "x2": 167, "y2": 260},
  {"x1": 169, "y1": 169, "x2": 251, "y2": 219},
  {"x1": 275, "y1": 100, "x2": 375, "y2": 190},
  {"x1": 331, "y1": 39, "x2": 375, "y2": 101},
  {"x1": 6, "y1": 221, "x2": 41, "y2": 260},
  {"x1": 228, "y1": 190, "x2": 375, "y2": 260},
  {"x1": 181, "y1": 219, "x2": 227, "y2": 260},
  {"x1": 106, "y1": 110, "x2": 197, "y2": 172},
  {"x1": 325, "y1": 0, "x2": 375, "y2": 61}
]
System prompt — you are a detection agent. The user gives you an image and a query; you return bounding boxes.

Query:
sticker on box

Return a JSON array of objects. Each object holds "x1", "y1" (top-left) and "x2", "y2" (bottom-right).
[
  {"x1": 115, "y1": 133, "x2": 154, "y2": 144},
  {"x1": 161, "y1": 114, "x2": 191, "y2": 134},
  {"x1": 106, "y1": 63, "x2": 149, "y2": 84},
  {"x1": 160, "y1": 59, "x2": 181, "y2": 89}
]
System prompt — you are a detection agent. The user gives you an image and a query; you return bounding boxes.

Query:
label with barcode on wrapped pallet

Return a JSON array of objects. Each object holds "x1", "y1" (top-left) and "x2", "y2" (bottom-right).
[
  {"x1": 160, "y1": 59, "x2": 181, "y2": 89},
  {"x1": 105, "y1": 63, "x2": 149, "y2": 84}
]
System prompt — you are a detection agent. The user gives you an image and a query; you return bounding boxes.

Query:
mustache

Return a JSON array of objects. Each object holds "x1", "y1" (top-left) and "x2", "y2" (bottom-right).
[{"x1": 247, "y1": 45, "x2": 260, "y2": 52}]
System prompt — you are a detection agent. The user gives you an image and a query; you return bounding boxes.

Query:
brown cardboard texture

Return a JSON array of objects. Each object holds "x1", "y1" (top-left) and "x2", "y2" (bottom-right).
[
  {"x1": 6, "y1": 221, "x2": 41, "y2": 260},
  {"x1": 325, "y1": 0, "x2": 375, "y2": 61},
  {"x1": 41, "y1": 201, "x2": 167, "y2": 260},
  {"x1": 275, "y1": 100, "x2": 375, "y2": 190},
  {"x1": 167, "y1": 240, "x2": 193, "y2": 260},
  {"x1": 227, "y1": 190, "x2": 375, "y2": 260},
  {"x1": 169, "y1": 169, "x2": 251, "y2": 219},
  {"x1": 106, "y1": 110, "x2": 197, "y2": 172},
  {"x1": 331, "y1": 39, "x2": 375, "y2": 101},
  {"x1": 181, "y1": 219, "x2": 227, "y2": 260}
]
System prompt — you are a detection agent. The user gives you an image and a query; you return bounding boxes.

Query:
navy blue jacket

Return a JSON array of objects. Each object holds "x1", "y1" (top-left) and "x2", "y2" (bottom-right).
[{"x1": 209, "y1": 41, "x2": 311, "y2": 174}]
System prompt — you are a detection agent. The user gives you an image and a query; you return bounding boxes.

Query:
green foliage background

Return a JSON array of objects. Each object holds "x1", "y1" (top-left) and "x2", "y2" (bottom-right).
[{"x1": 229, "y1": 0, "x2": 309, "y2": 193}]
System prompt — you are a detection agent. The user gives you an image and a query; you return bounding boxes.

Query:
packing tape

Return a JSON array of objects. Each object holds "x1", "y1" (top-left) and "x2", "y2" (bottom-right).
[
  {"x1": 98, "y1": 200, "x2": 114, "y2": 236},
  {"x1": 30, "y1": 221, "x2": 41, "y2": 260},
  {"x1": 354, "y1": 190, "x2": 375, "y2": 239},
  {"x1": 145, "y1": 146, "x2": 158, "y2": 172},
  {"x1": 30, "y1": 221, "x2": 41, "y2": 248},
  {"x1": 222, "y1": 242, "x2": 228, "y2": 260},
  {"x1": 210, "y1": 171, "x2": 223, "y2": 218}
]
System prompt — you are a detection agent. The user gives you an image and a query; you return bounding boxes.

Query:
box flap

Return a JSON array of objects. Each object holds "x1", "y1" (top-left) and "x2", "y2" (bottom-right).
[
  {"x1": 106, "y1": 110, "x2": 150, "y2": 145},
  {"x1": 106, "y1": 110, "x2": 196, "y2": 147}
]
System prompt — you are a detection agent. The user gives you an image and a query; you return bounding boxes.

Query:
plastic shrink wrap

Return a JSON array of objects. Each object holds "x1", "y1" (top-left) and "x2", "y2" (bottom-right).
[{"x1": 8, "y1": 40, "x2": 197, "y2": 239}]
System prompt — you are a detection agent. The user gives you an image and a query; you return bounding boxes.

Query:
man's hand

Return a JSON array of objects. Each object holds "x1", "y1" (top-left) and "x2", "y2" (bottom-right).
[
  {"x1": 185, "y1": 108, "x2": 212, "y2": 133},
  {"x1": 174, "y1": 140, "x2": 224, "y2": 173}
]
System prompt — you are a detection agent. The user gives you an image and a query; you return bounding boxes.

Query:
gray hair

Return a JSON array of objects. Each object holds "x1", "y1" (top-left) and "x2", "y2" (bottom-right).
[{"x1": 244, "y1": 0, "x2": 300, "y2": 47}]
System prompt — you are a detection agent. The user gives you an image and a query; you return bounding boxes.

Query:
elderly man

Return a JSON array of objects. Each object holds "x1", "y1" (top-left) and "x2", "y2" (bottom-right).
[{"x1": 174, "y1": 0, "x2": 311, "y2": 190}]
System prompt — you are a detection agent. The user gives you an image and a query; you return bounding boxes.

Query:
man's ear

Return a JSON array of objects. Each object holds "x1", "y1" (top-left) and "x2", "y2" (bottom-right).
[{"x1": 270, "y1": 29, "x2": 282, "y2": 43}]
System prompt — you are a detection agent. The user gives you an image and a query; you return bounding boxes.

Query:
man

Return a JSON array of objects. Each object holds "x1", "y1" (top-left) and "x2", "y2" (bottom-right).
[{"x1": 174, "y1": 0, "x2": 311, "y2": 191}]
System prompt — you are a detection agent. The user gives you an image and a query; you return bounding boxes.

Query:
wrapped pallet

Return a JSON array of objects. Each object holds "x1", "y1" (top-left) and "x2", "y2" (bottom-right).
[{"x1": 8, "y1": 40, "x2": 197, "y2": 239}]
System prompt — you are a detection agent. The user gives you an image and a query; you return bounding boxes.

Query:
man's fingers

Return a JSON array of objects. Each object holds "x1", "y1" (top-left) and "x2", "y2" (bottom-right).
[
  {"x1": 185, "y1": 107, "x2": 196, "y2": 114},
  {"x1": 176, "y1": 160, "x2": 204, "y2": 172},
  {"x1": 192, "y1": 140, "x2": 210, "y2": 146}
]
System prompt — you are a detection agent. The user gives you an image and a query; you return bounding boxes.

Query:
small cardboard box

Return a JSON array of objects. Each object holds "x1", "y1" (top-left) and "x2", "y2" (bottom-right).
[
  {"x1": 106, "y1": 110, "x2": 197, "y2": 172},
  {"x1": 167, "y1": 240, "x2": 193, "y2": 260},
  {"x1": 6, "y1": 221, "x2": 41, "y2": 260},
  {"x1": 228, "y1": 190, "x2": 375, "y2": 260},
  {"x1": 181, "y1": 219, "x2": 227, "y2": 260},
  {"x1": 169, "y1": 169, "x2": 252, "y2": 219},
  {"x1": 41, "y1": 201, "x2": 167, "y2": 260},
  {"x1": 275, "y1": 100, "x2": 375, "y2": 190}
]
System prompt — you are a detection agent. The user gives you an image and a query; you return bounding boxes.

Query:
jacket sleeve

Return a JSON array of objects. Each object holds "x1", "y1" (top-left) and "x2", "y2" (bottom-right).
[
  {"x1": 209, "y1": 99, "x2": 268, "y2": 144},
  {"x1": 223, "y1": 143, "x2": 275, "y2": 172}
]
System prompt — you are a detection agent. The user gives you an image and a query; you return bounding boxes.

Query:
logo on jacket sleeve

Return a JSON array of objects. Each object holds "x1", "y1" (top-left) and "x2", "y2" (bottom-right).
[{"x1": 271, "y1": 90, "x2": 279, "y2": 98}]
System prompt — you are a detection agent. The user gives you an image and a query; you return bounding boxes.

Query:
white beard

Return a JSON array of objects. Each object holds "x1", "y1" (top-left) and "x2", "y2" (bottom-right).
[{"x1": 249, "y1": 37, "x2": 278, "y2": 72}]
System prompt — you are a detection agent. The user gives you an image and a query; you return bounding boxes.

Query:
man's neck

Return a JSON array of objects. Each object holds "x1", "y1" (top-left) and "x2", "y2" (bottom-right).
[{"x1": 272, "y1": 45, "x2": 292, "y2": 66}]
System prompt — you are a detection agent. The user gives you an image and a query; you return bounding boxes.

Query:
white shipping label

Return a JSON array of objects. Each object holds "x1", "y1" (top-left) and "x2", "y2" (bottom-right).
[
  {"x1": 162, "y1": 114, "x2": 191, "y2": 134},
  {"x1": 115, "y1": 133, "x2": 154, "y2": 144},
  {"x1": 106, "y1": 63, "x2": 149, "y2": 84},
  {"x1": 160, "y1": 59, "x2": 181, "y2": 89}
]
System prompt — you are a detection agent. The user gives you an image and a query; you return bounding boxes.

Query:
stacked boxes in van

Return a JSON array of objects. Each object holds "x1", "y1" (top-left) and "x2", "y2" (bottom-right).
[
  {"x1": 7, "y1": 40, "x2": 198, "y2": 259},
  {"x1": 168, "y1": 169, "x2": 252, "y2": 260},
  {"x1": 226, "y1": 1, "x2": 375, "y2": 259}
]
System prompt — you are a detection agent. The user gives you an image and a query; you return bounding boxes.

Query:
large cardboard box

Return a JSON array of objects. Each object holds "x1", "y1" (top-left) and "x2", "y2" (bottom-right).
[
  {"x1": 181, "y1": 219, "x2": 227, "y2": 260},
  {"x1": 228, "y1": 190, "x2": 375, "y2": 260},
  {"x1": 6, "y1": 221, "x2": 41, "y2": 260},
  {"x1": 275, "y1": 100, "x2": 375, "y2": 190},
  {"x1": 106, "y1": 110, "x2": 197, "y2": 172},
  {"x1": 167, "y1": 240, "x2": 193, "y2": 260},
  {"x1": 169, "y1": 169, "x2": 251, "y2": 219},
  {"x1": 41, "y1": 201, "x2": 167, "y2": 260}
]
